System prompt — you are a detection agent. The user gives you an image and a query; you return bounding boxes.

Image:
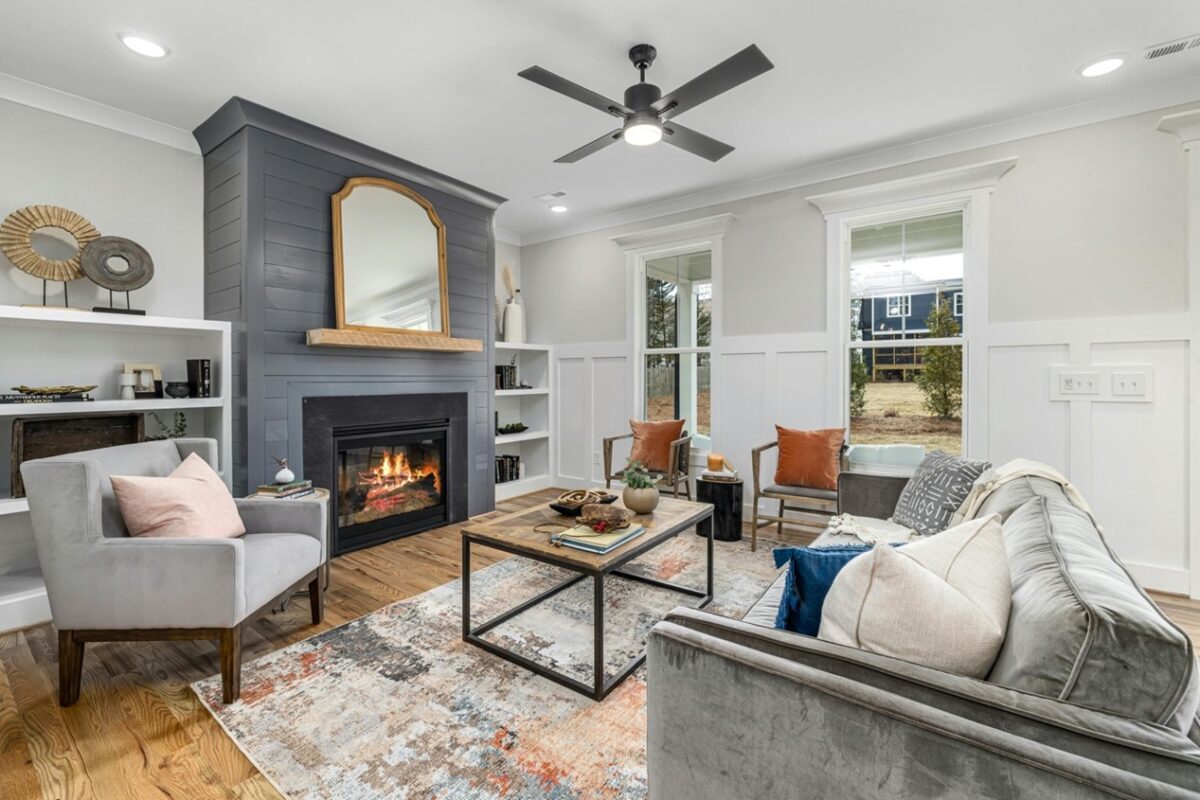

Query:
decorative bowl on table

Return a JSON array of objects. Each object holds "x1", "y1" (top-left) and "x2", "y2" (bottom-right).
[
  {"x1": 549, "y1": 489, "x2": 618, "y2": 517},
  {"x1": 497, "y1": 423, "x2": 529, "y2": 435}
]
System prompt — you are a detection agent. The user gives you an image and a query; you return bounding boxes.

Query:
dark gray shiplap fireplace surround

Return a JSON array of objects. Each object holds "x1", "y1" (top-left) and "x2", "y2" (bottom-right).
[{"x1": 193, "y1": 98, "x2": 506, "y2": 534}]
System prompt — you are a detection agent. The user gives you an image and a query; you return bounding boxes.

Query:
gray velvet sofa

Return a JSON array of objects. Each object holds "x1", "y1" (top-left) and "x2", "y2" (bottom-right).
[{"x1": 647, "y1": 472, "x2": 1200, "y2": 799}]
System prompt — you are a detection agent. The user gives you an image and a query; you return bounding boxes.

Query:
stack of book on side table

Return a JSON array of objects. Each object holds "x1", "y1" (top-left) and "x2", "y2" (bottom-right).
[
  {"x1": 254, "y1": 479, "x2": 314, "y2": 499},
  {"x1": 552, "y1": 524, "x2": 646, "y2": 555}
]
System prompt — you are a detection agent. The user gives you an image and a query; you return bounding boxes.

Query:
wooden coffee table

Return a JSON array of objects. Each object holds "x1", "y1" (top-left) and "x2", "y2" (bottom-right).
[{"x1": 462, "y1": 496, "x2": 713, "y2": 700}]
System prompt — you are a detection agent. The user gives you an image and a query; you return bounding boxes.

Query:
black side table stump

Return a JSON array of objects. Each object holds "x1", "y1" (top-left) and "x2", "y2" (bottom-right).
[{"x1": 696, "y1": 478, "x2": 743, "y2": 542}]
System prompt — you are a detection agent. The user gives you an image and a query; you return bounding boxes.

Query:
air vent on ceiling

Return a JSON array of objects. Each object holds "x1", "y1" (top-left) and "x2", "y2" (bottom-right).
[
  {"x1": 534, "y1": 190, "x2": 568, "y2": 202},
  {"x1": 1144, "y1": 34, "x2": 1200, "y2": 61}
]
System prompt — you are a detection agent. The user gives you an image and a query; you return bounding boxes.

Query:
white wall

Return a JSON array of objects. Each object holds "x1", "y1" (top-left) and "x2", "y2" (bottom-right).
[
  {"x1": 522, "y1": 104, "x2": 1198, "y2": 595},
  {"x1": 0, "y1": 99, "x2": 203, "y2": 316}
]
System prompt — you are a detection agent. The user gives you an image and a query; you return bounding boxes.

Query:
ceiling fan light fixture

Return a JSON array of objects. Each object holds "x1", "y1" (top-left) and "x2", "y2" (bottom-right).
[{"x1": 623, "y1": 113, "x2": 663, "y2": 147}]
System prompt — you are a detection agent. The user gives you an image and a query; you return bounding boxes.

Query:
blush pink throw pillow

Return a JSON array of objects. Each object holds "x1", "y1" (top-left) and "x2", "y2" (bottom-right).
[{"x1": 110, "y1": 453, "x2": 245, "y2": 538}]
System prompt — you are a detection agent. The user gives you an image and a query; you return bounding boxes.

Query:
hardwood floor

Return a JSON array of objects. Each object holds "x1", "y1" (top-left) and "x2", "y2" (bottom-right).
[{"x1": 1, "y1": 488, "x2": 1197, "y2": 799}]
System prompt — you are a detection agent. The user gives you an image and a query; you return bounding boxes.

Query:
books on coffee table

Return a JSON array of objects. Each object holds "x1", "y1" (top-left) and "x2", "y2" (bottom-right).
[
  {"x1": 554, "y1": 524, "x2": 646, "y2": 554},
  {"x1": 255, "y1": 479, "x2": 312, "y2": 498}
]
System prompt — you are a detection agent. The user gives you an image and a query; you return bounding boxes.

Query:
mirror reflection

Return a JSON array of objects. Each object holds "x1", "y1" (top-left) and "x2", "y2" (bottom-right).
[{"x1": 336, "y1": 178, "x2": 447, "y2": 333}]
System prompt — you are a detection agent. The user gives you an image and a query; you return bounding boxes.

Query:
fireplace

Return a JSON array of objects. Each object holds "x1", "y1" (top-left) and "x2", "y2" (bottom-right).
[
  {"x1": 335, "y1": 423, "x2": 446, "y2": 549},
  {"x1": 303, "y1": 392, "x2": 470, "y2": 557}
]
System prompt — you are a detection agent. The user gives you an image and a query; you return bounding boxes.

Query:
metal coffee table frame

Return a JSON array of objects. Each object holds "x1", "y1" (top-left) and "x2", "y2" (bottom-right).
[{"x1": 462, "y1": 506, "x2": 713, "y2": 701}]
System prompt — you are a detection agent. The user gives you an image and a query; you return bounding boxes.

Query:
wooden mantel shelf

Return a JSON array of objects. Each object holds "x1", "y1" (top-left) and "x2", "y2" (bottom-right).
[{"x1": 306, "y1": 327, "x2": 482, "y2": 352}]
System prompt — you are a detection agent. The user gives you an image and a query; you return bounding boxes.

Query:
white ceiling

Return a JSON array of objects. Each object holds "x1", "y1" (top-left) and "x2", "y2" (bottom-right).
[{"x1": 2, "y1": 1, "x2": 1200, "y2": 241}]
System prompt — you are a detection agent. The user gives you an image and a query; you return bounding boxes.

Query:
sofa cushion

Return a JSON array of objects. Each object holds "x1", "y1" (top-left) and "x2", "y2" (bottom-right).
[
  {"x1": 973, "y1": 474, "x2": 1072, "y2": 522},
  {"x1": 891, "y1": 450, "x2": 991, "y2": 536},
  {"x1": 820, "y1": 514, "x2": 1011, "y2": 678},
  {"x1": 763, "y1": 483, "x2": 838, "y2": 501},
  {"x1": 774, "y1": 426, "x2": 844, "y2": 491},
  {"x1": 628, "y1": 418, "x2": 685, "y2": 473},
  {"x1": 243, "y1": 533, "x2": 322, "y2": 613},
  {"x1": 987, "y1": 496, "x2": 1200, "y2": 731},
  {"x1": 110, "y1": 453, "x2": 245, "y2": 539},
  {"x1": 772, "y1": 545, "x2": 875, "y2": 635}
]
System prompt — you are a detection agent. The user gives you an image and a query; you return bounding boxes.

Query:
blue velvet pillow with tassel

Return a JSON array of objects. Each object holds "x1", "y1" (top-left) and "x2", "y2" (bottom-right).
[{"x1": 773, "y1": 545, "x2": 878, "y2": 635}]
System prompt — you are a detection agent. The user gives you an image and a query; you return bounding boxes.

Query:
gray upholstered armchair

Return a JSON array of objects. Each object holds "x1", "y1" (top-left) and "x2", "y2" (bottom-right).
[{"x1": 20, "y1": 438, "x2": 325, "y2": 706}]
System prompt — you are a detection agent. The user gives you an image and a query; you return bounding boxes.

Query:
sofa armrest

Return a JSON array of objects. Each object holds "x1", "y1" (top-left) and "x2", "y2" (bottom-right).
[
  {"x1": 50, "y1": 537, "x2": 247, "y2": 630},
  {"x1": 648, "y1": 610, "x2": 1200, "y2": 799},
  {"x1": 234, "y1": 497, "x2": 324, "y2": 542},
  {"x1": 837, "y1": 471, "x2": 909, "y2": 518}
]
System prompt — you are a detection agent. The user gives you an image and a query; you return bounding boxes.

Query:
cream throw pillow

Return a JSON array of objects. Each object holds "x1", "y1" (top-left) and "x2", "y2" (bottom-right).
[
  {"x1": 818, "y1": 514, "x2": 1011, "y2": 678},
  {"x1": 111, "y1": 452, "x2": 245, "y2": 538}
]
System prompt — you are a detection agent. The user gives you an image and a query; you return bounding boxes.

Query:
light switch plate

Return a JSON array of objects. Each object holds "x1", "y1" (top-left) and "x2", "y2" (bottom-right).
[{"x1": 1050, "y1": 365, "x2": 1153, "y2": 403}]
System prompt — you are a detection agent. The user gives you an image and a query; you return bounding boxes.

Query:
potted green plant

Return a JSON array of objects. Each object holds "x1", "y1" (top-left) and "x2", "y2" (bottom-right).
[{"x1": 622, "y1": 460, "x2": 660, "y2": 514}]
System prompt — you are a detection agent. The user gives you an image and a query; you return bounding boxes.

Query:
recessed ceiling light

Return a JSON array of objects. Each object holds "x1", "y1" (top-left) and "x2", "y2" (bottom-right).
[
  {"x1": 549, "y1": 204, "x2": 569, "y2": 214},
  {"x1": 1078, "y1": 54, "x2": 1125, "y2": 78},
  {"x1": 119, "y1": 33, "x2": 169, "y2": 59}
]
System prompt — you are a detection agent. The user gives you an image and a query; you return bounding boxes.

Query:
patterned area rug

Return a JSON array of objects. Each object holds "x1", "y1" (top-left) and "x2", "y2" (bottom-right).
[{"x1": 193, "y1": 532, "x2": 779, "y2": 799}]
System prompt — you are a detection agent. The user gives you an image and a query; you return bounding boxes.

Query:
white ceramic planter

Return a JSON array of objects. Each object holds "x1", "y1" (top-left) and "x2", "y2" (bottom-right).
[{"x1": 623, "y1": 486, "x2": 660, "y2": 514}]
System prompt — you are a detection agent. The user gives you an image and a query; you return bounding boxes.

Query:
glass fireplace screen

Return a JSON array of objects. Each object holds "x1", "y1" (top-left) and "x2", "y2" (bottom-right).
[{"x1": 336, "y1": 437, "x2": 444, "y2": 529}]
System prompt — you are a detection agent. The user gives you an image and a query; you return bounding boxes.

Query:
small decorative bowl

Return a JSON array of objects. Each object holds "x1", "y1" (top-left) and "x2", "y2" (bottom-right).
[
  {"x1": 164, "y1": 381, "x2": 191, "y2": 399},
  {"x1": 497, "y1": 423, "x2": 529, "y2": 435}
]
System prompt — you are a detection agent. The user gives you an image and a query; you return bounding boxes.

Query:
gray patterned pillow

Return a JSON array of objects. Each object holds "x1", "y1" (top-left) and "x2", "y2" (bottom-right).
[{"x1": 892, "y1": 451, "x2": 991, "y2": 536}]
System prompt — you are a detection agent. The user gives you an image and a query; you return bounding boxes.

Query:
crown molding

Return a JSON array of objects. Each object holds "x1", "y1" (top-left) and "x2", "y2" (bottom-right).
[
  {"x1": 1157, "y1": 109, "x2": 1200, "y2": 149},
  {"x1": 807, "y1": 157, "x2": 1016, "y2": 216},
  {"x1": 609, "y1": 213, "x2": 736, "y2": 250},
  {"x1": 0, "y1": 72, "x2": 199, "y2": 154},
  {"x1": 518, "y1": 73, "x2": 1200, "y2": 246}
]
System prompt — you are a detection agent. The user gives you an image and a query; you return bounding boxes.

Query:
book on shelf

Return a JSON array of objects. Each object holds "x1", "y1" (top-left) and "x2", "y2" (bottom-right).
[
  {"x1": 494, "y1": 364, "x2": 518, "y2": 391},
  {"x1": 554, "y1": 524, "x2": 646, "y2": 554},
  {"x1": 0, "y1": 392, "x2": 94, "y2": 404},
  {"x1": 256, "y1": 479, "x2": 312, "y2": 495},
  {"x1": 495, "y1": 454, "x2": 522, "y2": 484},
  {"x1": 254, "y1": 487, "x2": 316, "y2": 500}
]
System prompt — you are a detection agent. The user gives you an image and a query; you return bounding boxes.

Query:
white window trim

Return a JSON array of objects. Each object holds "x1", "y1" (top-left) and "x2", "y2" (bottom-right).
[
  {"x1": 953, "y1": 291, "x2": 964, "y2": 316},
  {"x1": 617, "y1": 220, "x2": 730, "y2": 459},
  {"x1": 810, "y1": 158, "x2": 1014, "y2": 459}
]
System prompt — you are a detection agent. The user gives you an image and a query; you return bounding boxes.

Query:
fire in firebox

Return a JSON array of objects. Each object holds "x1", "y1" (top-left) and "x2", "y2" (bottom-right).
[{"x1": 337, "y1": 443, "x2": 443, "y2": 527}]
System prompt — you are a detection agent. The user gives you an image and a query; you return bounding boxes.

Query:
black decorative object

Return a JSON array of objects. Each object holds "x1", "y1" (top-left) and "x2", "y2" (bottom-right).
[
  {"x1": 696, "y1": 477, "x2": 744, "y2": 541},
  {"x1": 81, "y1": 236, "x2": 154, "y2": 315},
  {"x1": 164, "y1": 381, "x2": 190, "y2": 399},
  {"x1": 186, "y1": 359, "x2": 211, "y2": 398}
]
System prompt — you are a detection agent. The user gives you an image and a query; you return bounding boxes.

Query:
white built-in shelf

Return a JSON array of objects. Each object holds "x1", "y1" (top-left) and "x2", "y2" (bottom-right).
[
  {"x1": 495, "y1": 342, "x2": 552, "y2": 352},
  {"x1": 495, "y1": 473, "x2": 554, "y2": 502},
  {"x1": 0, "y1": 497, "x2": 29, "y2": 517},
  {"x1": 0, "y1": 304, "x2": 233, "y2": 634},
  {"x1": 495, "y1": 430, "x2": 550, "y2": 445},
  {"x1": 495, "y1": 388, "x2": 549, "y2": 397},
  {"x1": 0, "y1": 304, "x2": 229, "y2": 335},
  {"x1": 0, "y1": 396, "x2": 225, "y2": 418}
]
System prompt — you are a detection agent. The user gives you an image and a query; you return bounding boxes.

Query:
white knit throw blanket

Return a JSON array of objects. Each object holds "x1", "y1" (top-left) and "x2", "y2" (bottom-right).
[
  {"x1": 825, "y1": 514, "x2": 918, "y2": 544},
  {"x1": 950, "y1": 458, "x2": 1093, "y2": 527}
]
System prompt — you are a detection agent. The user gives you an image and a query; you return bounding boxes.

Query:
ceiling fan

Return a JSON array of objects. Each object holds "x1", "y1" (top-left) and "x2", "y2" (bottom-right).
[{"x1": 518, "y1": 43, "x2": 773, "y2": 163}]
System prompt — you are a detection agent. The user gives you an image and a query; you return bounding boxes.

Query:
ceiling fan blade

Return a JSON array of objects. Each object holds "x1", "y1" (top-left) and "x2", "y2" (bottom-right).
[
  {"x1": 554, "y1": 129, "x2": 623, "y2": 163},
  {"x1": 653, "y1": 44, "x2": 774, "y2": 120},
  {"x1": 661, "y1": 122, "x2": 735, "y2": 162},
  {"x1": 518, "y1": 66, "x2": 633, "y2": 118}
]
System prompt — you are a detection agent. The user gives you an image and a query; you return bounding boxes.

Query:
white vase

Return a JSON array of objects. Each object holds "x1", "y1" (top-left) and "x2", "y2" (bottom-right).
[
  {"x1": 275, "y1": 467, "x2": 295, "y2": 484},
  {"x1": 503, "y1": 292, "x2": 525, "y2": 344}
]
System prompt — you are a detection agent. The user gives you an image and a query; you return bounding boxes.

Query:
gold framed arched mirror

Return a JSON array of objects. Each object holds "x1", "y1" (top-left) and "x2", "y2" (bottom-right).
[{"x1": 332, "y1": 177, "x2": 450, "y2": 336}]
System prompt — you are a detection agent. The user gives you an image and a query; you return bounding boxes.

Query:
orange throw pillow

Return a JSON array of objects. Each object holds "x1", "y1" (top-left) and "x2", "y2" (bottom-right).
[
  {"x1": 628, "y1": 418, "x2": 686, "y2": 474},
  {"x1": 774, "y1": 426, "x2": 845, "y2": 490}
]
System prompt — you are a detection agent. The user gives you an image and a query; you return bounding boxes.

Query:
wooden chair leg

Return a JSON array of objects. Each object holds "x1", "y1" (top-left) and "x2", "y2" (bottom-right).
[
  {"x1": 751, "y1": 494, "x2": 760, "y2": 552},
  {"x1": 308, "y1": 575, "x2": 324, "y2": 625},
  {"x1": 219, "y1": 627, "x2": 242, "y2": 705},
  {"x1": 777, "y1": 499, "x2": 785, "y2": 536},
  {"x1": 57, "y1": 629, "x2": 84, "y2": 707}
]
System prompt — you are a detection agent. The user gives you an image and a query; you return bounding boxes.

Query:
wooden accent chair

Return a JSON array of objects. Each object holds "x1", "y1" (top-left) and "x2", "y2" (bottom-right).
[
  {"x1": 750, "y1": 440, "x2": 848, "y2": 551},
  {"x1": 603, "y1": 425, "x2": 692, "y2": 500},
  {"x1": 20, "y1": 438, "x2": 325, "y2": 706}
]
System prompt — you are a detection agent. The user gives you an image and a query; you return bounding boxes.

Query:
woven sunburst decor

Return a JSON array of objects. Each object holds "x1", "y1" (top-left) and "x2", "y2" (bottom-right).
[{"x1": 0, "y1": 205, "x2": 100, "y2": 282}]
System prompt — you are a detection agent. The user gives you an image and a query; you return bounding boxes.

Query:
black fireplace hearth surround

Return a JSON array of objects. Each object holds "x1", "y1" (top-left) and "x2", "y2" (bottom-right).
[{"x1": 303, "y1": 393, "x2": 469, "y2": 556}]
